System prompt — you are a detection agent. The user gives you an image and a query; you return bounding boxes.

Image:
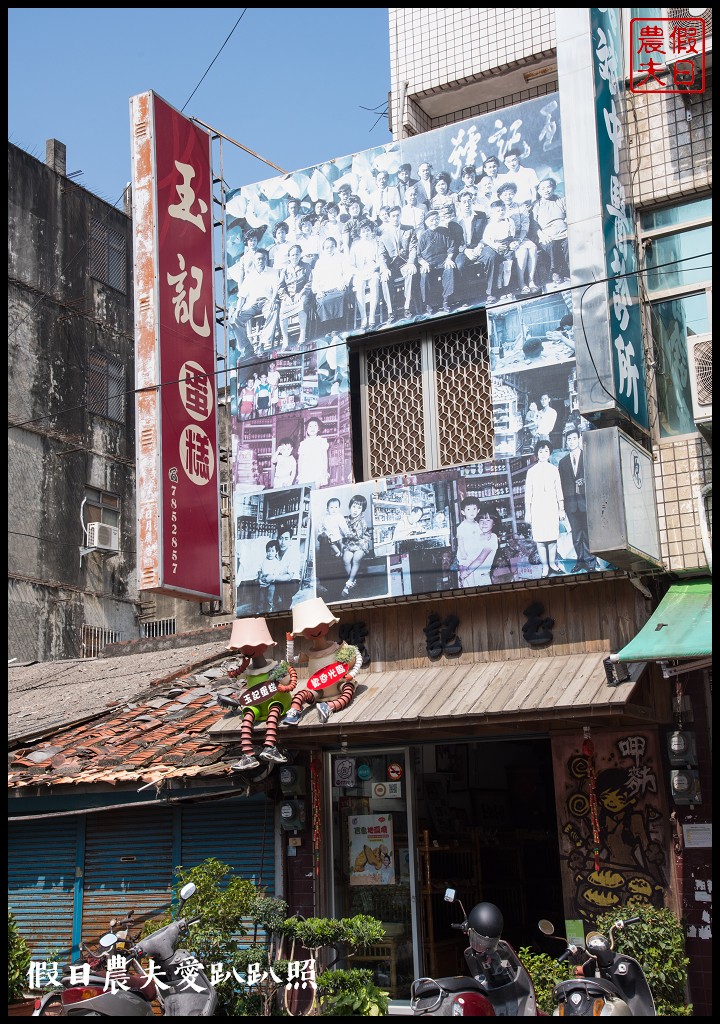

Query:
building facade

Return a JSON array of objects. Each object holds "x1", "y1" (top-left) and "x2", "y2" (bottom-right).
[
  {"x1": 7, "y1": 141, "x2": 235, "y2": 664},
  {"x1": 8, "y1": 7, "x2": 712, "y2": 1016},
  {"x1": 218, "y1": 7, "x2": 712, "y2": 1012}
]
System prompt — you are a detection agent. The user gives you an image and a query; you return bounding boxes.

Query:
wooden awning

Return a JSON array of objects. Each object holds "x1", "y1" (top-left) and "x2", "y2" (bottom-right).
[{"x1": 209, "y1": 651, "x2": 654, "y2": 747}]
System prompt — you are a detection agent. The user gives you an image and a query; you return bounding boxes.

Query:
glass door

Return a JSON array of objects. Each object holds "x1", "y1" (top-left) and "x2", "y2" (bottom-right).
[{"x1": 326, "y1": 747, "x2": 419, "y2": 1000}]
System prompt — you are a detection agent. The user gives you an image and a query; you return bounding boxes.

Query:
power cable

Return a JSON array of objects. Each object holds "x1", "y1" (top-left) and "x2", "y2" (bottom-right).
[
  {"x1": 8, "y1": 8, "x2": 284, "y2": 348},
  {"x1": 181, "y1": 10, "x2": 247, "y2": 113},
  {"x1": 8, "y1": 250, "x2": 711, "y2": 431}
]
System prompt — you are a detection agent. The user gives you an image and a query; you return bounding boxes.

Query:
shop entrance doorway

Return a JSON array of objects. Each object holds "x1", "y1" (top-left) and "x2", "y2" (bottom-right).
[
  {"x1": 413, "y1": 737, "x2": 564, "y2": 980},
  {"x1": 325, "y1": 737, "x2": 564, "y2": 1003}
]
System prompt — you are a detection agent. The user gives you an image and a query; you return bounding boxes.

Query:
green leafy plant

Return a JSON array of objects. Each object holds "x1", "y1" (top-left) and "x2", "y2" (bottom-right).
[
  {"x1": 317, "y1": 968, "x2": 389, "y2": 1016},
  {"x1": 517, "y1": 946, "x2": 573, "y2": 1015},
  {"x1": 280, "y1": 914, "x2": 387, "y2": 1015},
  {"x1": 141, "y1": 857, "x2": 271, "y2": 1016},
  {"x1": 140, "y1": 859, "x2": 388, "y2": 1016},
  {"x1": 594, "y1": 902, "x2": 691, "y2": 1016},
  {"x1": 8, "y1": 911, "x2": 32, "y2": 1004}
]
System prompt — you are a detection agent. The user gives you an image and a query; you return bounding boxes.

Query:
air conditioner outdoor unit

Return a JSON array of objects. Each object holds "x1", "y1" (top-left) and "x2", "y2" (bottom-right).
[
  {"x1": 687, "y1": 334, "x2": 712, "y2": 435},
  {"x1": 663, "y1": 8, "x2": 712, "y2": 63},
  {"x1": 86, "y1": 522, "x2": 120, "y2": 552}
]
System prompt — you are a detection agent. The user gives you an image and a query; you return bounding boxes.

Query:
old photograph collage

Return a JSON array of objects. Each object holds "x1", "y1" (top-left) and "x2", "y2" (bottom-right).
[{"x1": 227, "y1": 92, "x2": 611, "y2": 616}]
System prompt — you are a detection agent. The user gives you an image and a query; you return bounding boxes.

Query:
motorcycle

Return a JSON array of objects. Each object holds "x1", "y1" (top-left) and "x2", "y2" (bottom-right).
[
  {"x1": 33, "y1": 882, "x2": 217, "y2": 1016},
  {"x1": 538, "y1": 916, "x2": 656, "y2": 1016},
  {"x1": 410, "y1": 888, "x2": 541, "y2": 1016}
]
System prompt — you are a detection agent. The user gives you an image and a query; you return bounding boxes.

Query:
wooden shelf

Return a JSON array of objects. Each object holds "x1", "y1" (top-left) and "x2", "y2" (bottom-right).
[{"x1": 418, "y1": 828, "x2": 481, "y2": 980}]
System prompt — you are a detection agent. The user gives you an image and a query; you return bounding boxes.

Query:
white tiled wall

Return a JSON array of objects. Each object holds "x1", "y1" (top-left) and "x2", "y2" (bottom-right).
[
  {"x1": 389, "y1": 8, "x2": 555, "y2": 100},
  {"x1": 627, "y1": 88, "x2": 712, "y2": 206},
  {"x1": 387, "y1": 8, "x2": 712, "y2": 578},
  {"x1": 654, "y1": 438, "x2": 712, "y2": 573}
]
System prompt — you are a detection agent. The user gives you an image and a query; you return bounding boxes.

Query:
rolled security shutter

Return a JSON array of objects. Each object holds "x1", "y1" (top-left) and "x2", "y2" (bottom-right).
[
  {"x1": 82, "y1": 807, "x2": 173, "y2": 945},
  {"x1": 8, "y1": 818, "x2": 80, "y2": 963},
  {"x1": 180, "y1": 795, "x2": 275, "y2": 893}
]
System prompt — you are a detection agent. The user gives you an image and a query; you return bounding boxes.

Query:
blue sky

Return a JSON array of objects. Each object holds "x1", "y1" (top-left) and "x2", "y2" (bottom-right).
[{"x1": 8, "y1": 8, "x2": 392, "y2": 207}]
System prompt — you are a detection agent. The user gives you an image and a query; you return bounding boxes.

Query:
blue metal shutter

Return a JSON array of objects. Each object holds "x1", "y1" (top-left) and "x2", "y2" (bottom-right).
[
  {"x1": 180, "y1": 795, "x2": 275, "y2": 893},
  {"x1": 81, "y1": 807, "x2": 174, "y2": 945},
  {"x1": 8, "y1": 818, "x2": 79, "y2": 963}
]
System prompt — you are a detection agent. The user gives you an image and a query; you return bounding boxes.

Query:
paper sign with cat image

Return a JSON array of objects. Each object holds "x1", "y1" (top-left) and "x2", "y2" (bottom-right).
[{"x1": 348, "y1": 814, "x2": 395, "y2": 886}]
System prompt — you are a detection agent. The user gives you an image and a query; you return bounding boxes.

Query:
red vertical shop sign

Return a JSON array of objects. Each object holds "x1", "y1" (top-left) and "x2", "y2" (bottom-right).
[{"x1": 130, "y1": 91, "x2": 221, "y2": 600}]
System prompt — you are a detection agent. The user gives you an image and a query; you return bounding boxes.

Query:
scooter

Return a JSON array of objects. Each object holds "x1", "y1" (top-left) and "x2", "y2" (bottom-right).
[
  {"x1": 33, "y1": 882, "x2": 217, "y2": 1016},
  {"x1": 410, "y1": 888, "x2": 541, "y2": 1016},
  {"x1": 539, "y1": 916, "x2": 656, "y2": 1016}
]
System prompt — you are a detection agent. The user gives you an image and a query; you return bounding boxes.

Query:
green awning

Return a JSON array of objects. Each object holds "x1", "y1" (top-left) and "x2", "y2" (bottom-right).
[{"x1": 614, "y1": 580, "x2": 712, "y2": 662}]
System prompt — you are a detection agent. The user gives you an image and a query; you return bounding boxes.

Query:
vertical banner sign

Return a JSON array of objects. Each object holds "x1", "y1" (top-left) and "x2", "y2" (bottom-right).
[
  {"x1": 591, "y1": 9, "x2": 649, "y2": 430},
  {"x1": 130, "y1": 91, "x2": 222, "y2": 599}
]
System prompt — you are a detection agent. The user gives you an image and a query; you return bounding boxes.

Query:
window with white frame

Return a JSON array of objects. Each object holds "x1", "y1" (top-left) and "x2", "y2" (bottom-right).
[
  {"x1": 641, "y1": 196, "x2": 712, "y2": 438},
  {"x1": 88, "y1": 350, "x2": 125, "y2": 422},
  {"x1": 356, "y1": 319, "x2": 494, "y2": 479},
  {"x1": 141, "y1": 618, "x2": 177, "y2": 639},
  {"x1": 81, "y1": 624, "x2": 122, "y2": 658},
  {"x1": 89, "y1": 216, "x2": 127, "y2": 292}
]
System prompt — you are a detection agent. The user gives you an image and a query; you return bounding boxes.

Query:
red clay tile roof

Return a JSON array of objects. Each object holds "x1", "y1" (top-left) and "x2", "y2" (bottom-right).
[{"x1": 8, "y1": 654, "x2": 261, "y2": 790}]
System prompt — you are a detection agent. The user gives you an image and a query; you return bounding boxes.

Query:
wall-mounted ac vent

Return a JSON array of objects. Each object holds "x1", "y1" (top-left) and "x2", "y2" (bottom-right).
[
  {"x1": 688, "y1": 335, "x2": 712, "y2": 427},
  {"x1": 86, "y1": 522, "x2": 120, "y2": 552},
  {"x1": 664, "y1": 8, "x2": 712, "y2": 60}
]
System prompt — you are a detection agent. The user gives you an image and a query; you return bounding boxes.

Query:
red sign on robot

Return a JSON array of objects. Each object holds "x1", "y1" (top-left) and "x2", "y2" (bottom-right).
[{"x1": 387, "y1": 762, "x2": 403, "y2": 781}]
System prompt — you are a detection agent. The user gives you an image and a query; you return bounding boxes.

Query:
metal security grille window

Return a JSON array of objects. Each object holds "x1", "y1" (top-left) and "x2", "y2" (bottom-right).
[
  {"x1": 141, "y1": 618, "x2": 177, "y2": 639},
  {"x1": 360, "y1": 321, "x2": 493, "y2": 478},
  {"x1": 89, "y1": 216, "x2": 127, "y2": 292},
  {"x1": 81, "y1": 624, "x2": 122, "y2": 658},
  {"x1": 87, "y1": 350, "x2": 125, "y2": 421}
]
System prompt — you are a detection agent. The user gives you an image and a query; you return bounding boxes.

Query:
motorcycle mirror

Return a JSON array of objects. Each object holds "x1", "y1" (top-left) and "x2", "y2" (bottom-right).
[
  {"x1": 179, "y1": 882, "x2": 197, "y2": 903},
  {"x1": 444, "y1": 888, "x2": 456, "y2": 903},
  {"x1": 538, "y1": 919, "x2": 555, "y2": 936},
  {"x1": 99, "y1": 932, "x2": 118, "y2": 948}
]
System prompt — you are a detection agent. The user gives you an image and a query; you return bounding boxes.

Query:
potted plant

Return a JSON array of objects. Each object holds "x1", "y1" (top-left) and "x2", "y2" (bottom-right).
[{"x1": 8, "y1": 912, "x2": 34, "y2": 1016}]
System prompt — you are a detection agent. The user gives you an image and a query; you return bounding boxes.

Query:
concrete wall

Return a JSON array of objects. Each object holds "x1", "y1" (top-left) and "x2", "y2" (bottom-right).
[{"x1": 8, "y1": 142, "x2": 230, "y2": 661}]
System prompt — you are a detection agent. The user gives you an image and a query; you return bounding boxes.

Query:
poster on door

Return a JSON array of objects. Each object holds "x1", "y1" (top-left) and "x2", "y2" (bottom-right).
[{"x1": 348, "y1": 814, "x2": 396, "y2": 886}]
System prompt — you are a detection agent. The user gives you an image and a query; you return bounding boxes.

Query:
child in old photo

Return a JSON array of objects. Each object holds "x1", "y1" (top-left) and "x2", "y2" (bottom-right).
[
  {"x1": 257, "y1": 540, "x2": 280, "y2": 613},
  {"x1": 319, "y1": 496, "x2": 350, "y2": 558}
]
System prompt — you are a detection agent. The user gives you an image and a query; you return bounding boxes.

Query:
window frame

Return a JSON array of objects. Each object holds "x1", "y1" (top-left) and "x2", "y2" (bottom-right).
[
  {"x1": 89, "y1": 216, "x2": 127, "y2": 293},
  {"x1": 87, "y1": 349, "x2": 126, "y2": 423},
  {"x1": 639, "y1": 197, "x2": 712, "y2": 442},
  {"x1": 355, "y1": 312, "x2": 493, "y2": 480},
  {"x1": 84, "y1": 487, "x2": 120, "y2": 530}
]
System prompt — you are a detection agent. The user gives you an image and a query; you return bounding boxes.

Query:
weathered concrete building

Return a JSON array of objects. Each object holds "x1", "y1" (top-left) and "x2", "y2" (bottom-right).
[{"x1": 8, "y1": 140, "x2": 234, "y2": 663}]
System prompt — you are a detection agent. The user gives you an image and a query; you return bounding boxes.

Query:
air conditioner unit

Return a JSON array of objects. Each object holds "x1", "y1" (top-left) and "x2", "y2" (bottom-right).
[
  {"x1": 86, "y1": 522, "x2": 120, "y2": 552},
  {"x1": 663, "y1": 8, "x2": 712, "y2": 63},
  {"x1": 688, "y1": 335, "x2": 712, "y2": 430}
]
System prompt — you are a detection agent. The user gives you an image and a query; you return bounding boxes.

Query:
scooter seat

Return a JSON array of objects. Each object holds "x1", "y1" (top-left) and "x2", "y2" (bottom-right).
[{"x1": 419, "y1": 975, "x2": 488, "y2": 995}]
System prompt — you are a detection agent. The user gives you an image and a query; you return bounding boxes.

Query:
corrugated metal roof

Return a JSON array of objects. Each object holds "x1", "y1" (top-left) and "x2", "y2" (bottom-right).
[{"x1": 209, "y1": 652, "x2": 648, "y2": 742}]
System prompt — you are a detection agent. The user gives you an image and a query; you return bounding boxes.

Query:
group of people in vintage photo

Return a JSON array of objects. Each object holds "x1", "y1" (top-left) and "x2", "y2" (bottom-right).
[
  {"x1": 234, "y1": 420, "x2": 604, "y2": 616},
  {"x1": 226, "y1": 155, "x2": 569, "y2": 363},
  {"x1": 225, "y1": 92, "x2": 566, "y2": 365}
]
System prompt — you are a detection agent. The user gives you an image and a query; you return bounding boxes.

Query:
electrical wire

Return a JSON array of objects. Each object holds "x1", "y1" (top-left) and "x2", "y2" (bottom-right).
[
  {"x1": 8, "y1": 9, "x2": 285, "y2": 349},
  {"x1": 181, "y1": 11, "x2": 247, "y2": 113},
  {"x1": 8, "y1": 250, "x2": 712, "y2": 431}
]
